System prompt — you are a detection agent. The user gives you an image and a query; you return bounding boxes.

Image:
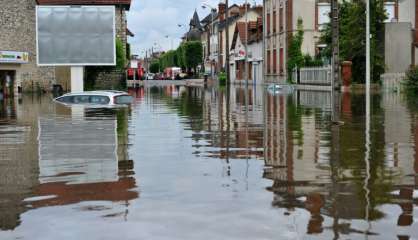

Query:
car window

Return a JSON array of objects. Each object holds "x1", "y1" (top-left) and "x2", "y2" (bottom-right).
[
  {"x1": 114, "y1": 95, "x2": 133, "y2": 104},
  {"x1": 56, "y1": 96, "x2": 74, "y2": 103},
  {"x1": 73, "y1": 95, "x2": 90, "y2": 104},
  {"x1": 90, "y1": 95, "x2": 110, "y2": 104}
]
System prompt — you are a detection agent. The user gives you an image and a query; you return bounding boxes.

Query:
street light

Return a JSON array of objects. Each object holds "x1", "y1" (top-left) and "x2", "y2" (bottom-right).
[{"x1": 165, "y1": 35, "x2": 174, "y2": 51}]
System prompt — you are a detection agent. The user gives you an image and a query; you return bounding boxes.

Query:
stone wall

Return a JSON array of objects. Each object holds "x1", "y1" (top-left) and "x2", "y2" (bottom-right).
[
  {"x1": 0, "y1": 0, "x2": 56, "y2": 92},
  {"x1": 85, "y1": 68, "x2": 126, "y2": 90},
  {"x1": 0, "y1": 1, "x2": 128, "y2": 92}
]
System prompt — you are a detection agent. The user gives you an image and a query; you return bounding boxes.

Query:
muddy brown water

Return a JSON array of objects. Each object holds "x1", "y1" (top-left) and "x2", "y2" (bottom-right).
[{"x1": 0, "y1": 86, "x2": 417, "y2": 240}]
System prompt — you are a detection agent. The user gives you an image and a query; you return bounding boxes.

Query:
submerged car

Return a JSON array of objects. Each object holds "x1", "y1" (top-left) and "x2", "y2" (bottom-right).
[{"x1": 54, "y1": 91, "x2": 133, "y2": 107}]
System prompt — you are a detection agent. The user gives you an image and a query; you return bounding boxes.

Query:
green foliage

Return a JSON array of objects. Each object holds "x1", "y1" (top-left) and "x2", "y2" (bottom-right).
[
  {"x1": 303, "y1": 54, "x2": 323, "y2": 67},
  {"x1": 159, "y1": 50, "x2": 178, "y2": 69},
  {"x1": 183, "y1": 41, "x2": 203, "y2": 73},
  {"x1": 126, "y1": 43, "x2": 131, "y2": 60},
  {"x1": 218, "y1": 71, "x2": 227, "y2": 85},
  {"x1": 150, "y1": 61, "x2": 160, "y2": 73},
  {"x1": 176, "y1": 44, "x2": 186, "y2": 69},
  {"x1": 287, "y1": 18, "x2": 305, "y2": 82},
  {"x1": 405, "y1": 66, "x2": 418, "y2": 93},
  {"x1": 319, "y1": 0, "x2": 386, "y2": 83},
  {"x1": 116, "y1": 38, "x2": 126, "y2": 70}
]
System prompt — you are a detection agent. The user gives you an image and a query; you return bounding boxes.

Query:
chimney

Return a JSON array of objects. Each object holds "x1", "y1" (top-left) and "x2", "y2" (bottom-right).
[{"x1": 219, "y1": 3, "x2": 226, "y2": 21}]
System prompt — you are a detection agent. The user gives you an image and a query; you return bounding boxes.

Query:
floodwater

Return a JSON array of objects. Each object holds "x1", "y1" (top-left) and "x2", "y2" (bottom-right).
[{"x1": 0, "y1": 85, "x2": 417, "y2": 240}]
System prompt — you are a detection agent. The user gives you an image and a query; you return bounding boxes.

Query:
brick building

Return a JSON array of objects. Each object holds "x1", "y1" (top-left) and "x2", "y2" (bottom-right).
[
  {"x1": 263, "y1": 0, "x2": 331, "y2": 83},
  {"x1": 0, "y1": 0, "x2": 131, "y2": 95}
]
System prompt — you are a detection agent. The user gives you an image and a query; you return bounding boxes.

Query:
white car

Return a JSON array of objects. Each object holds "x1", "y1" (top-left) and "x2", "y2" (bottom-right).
[
  {"x1": 54, "y1": 91, "x2": 133, "y2": 107},
  {"x1": 146, "y1": 73, "x2": 155, "y2": 80}
]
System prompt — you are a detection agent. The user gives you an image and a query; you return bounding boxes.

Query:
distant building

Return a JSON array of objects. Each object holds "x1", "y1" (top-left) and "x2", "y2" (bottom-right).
[
  {"x1": 263, "y1": 0, "x2": 331, "y2": 83},
  {"x1": 0, "y1": 0, "x2": 132, "y2": 94},
  {"x1": 200, "y1": 3, "x2": 262, "y2": 77},
  {"x1": 230, "y1": 16, "x2": 263, "y2": 84}
]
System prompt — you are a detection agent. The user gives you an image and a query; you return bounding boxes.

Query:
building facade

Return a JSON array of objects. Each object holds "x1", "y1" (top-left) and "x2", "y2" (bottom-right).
[
  {"x1": 230, "y1": 17, "x2": 263, "y2": 84},
  {"x1": 263, "y1": 0, "x2": 331, "y2": 83},
  {"x1": 0, "y1": 0, "x2": 131, "y2": 95}
]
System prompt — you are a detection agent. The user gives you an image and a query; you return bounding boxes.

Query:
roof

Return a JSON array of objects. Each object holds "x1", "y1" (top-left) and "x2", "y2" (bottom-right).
[
  {"x1": 36, "y1": 0, "x2": 131, "y2": 9},
  {"x1": 190, "y1": 10, "x2": 202, "y2": 29}
]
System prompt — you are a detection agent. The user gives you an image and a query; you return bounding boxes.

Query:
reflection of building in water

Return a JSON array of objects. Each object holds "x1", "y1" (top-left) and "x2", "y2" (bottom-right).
[
  {"x1": 33, "y1": 108, "x2": 137, "y2": 207},
  {"x1": 0, "y1": 96, "x2": 46, "y2": 230},
  {"x1": 39, "y1": 117, "x2": 119, "y2": 184},
  {"x1": 383, "y1": 93, "x2": 415, "y2": 185},
  {"x1": 200, "y1": 86, "x2": 265, "y2": 159},
  {"x1": 0, "y1": 100, "x2": 136, "y2": 229},
  {"x1": 264, "y1": 91, "x2": 418, "y2": 238}
]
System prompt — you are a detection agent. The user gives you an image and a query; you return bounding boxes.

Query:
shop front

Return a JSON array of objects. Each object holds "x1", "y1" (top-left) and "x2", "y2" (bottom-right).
[{"x1": 0, "y1": 51, "x2": 29, "y2": 99}]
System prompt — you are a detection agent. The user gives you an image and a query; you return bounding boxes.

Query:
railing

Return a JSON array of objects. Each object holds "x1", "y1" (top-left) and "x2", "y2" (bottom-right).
[
  {"x1": 293, "y1": 66, "x2": 332, "y2": 86},
  {"x1": 381, "y1": 73, "x2": 406, "y2": 92}
]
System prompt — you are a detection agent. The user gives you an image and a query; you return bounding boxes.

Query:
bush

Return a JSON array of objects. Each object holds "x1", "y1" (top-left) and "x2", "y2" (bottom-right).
[
  {"x1": 405, "y1": 66, "x2": 418, "y2": 93},
  {"x1": 218, "y1": 72, "x2": 227, "y2": 85}
]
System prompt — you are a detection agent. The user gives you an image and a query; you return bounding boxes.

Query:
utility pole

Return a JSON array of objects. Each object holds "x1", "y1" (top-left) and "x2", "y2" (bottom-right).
[
  {"x1": 226, "y1": 0, "x2": 230, "y2": 84},
  {"x1": 331, "y1": 0, "x2": 340, "y2": 123}
]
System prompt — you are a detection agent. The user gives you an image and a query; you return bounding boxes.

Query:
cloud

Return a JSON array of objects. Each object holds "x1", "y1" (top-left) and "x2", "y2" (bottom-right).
[{"x1": 127, "y1": 0, "x2": 262, "y2": 57}]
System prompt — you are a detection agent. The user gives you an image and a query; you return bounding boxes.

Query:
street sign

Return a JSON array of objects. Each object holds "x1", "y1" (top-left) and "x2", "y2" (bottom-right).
[
  {"x1": 36, "y1": 6, "x2": 116, "y2": 66},
  {"x1": 0, "y1": 51, "x2": 29, "y2": 64}
]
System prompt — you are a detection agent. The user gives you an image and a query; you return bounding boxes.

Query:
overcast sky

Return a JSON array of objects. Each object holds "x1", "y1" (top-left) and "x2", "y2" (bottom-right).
[{"x1": 127, "y1": 0, "x2": 262, "y2": 57}]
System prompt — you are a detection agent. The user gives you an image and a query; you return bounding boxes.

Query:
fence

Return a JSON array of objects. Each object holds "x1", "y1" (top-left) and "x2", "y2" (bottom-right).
[
  {"x1": 381, "y1": 73, "x2": 406, "y2": 92},
  {"x1": 293, "y1": 66, "x2": 332, "y2": 86}
]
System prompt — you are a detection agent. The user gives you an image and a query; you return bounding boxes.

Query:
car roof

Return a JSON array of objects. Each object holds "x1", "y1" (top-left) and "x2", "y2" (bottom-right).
[{"x1": 59, "y1": 91, "x2": 129, "y2": 98}]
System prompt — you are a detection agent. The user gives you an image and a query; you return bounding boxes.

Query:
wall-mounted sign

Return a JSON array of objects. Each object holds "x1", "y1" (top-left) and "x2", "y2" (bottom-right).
[{"x1": 0, "y1": 51, "x2": 29, "y2": 64}]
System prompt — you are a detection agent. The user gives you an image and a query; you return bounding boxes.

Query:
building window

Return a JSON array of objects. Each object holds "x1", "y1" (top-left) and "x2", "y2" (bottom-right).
[
  {"x1": 384, "y1": 1, "x2": 397, "y2": 22},
  {"x1": 273, "y1": 49, "x2": 277, "y2": 74},
  {"x1": 267, "y1": 50, "x2": 271, "y2": 74},
  {"x1": 279, "y1": 48, "x2": 284, "y2": 74},
  {"x1": 279, "y1": 7, "x2": 283, "y2": 32},
  {"x1": 317, "y1": 2, "x2": 331, "y2": 30},
  {"x1": 273, "y1": 11, "x2": 277, "y2": 33},
  {"x1": 267, "y1": 13, "x2": 271, "y2": 34}
]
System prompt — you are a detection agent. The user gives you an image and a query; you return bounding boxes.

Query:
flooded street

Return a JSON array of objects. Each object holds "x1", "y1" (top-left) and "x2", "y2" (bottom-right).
[{"x1": 0, "y1": 86, "x2": 417, "y2": 240}]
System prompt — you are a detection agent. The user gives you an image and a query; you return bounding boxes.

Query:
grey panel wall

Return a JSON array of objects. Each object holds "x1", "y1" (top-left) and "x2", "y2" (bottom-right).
[
  {"x1": 37, "y1": 6, "x2": 115, "y2": 66},
  {"x1": 385, "y1": 22, "x2": 413, "y2": 73}
]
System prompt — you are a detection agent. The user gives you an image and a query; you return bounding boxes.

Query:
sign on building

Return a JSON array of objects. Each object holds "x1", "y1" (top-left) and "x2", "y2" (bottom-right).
[
  {"x1": 0, "y1": 51, "x2": 29, "y2": 64},
  {"x1": 36, "y1": 6, "x2": 116, "y2": 66}
]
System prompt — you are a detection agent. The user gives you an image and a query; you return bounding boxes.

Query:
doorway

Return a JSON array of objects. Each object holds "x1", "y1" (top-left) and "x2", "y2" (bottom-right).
[{"x1": 0, "y1": 70, "x2": 15, "y2": 99}]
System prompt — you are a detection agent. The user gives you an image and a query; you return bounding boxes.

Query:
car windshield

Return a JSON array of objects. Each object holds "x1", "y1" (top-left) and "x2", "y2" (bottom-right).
[{"x1": 114, "y1": 95, "x2": 133, "y2": 105}]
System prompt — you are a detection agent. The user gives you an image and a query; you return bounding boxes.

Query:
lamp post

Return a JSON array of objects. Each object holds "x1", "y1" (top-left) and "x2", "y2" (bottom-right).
[{"x1": 165, "y1": 35, "x2": 173, "y2": 51}]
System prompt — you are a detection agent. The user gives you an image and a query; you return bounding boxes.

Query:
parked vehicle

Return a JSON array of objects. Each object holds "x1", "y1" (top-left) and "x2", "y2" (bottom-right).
[
  {"x1": 146, "y1": 73, "x2": 155, "y2": 80},
  {"x1": 54, "y1": 91, "x2": 133, "y2": 107},
  {"x1": 164, "y1": 67, "x2": 182, "y2": 80}
]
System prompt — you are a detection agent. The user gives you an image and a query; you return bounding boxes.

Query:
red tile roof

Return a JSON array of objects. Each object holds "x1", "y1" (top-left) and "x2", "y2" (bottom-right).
[{"x1": 36, "y1": 0, "x2": 131, "y2": 9}]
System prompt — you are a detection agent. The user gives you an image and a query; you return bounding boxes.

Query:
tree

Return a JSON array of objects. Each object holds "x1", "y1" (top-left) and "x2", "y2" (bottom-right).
[
  {"x1": 182, "y1": 41, "x2": 203, "y2": 76},
  {"x1": 319, "y1": 0, "x2": 386, "y2": 83},
  {"x1": 176, "y1": 44, "x2": 186, "y2": 69},
  {"x1": 287, "y1": 18, "x2": 305, "y2": 82},
  {"x1": 149, "y1": 61, "x2": 160, "y2": 73}
]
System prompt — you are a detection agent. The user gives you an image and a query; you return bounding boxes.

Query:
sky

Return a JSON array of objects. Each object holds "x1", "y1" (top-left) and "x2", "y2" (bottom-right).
[{"x1": 127, "y1": 0, "x2": 262, "y2": 57}]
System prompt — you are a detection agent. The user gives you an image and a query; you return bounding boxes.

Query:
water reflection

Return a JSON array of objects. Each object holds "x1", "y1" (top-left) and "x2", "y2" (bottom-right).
[
  {"x1": 0, "y1": 86, "x2": 417, "y2": 239},
  {"x1": 0, "y1": 96, "x2": 137, "y2": 230}
]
